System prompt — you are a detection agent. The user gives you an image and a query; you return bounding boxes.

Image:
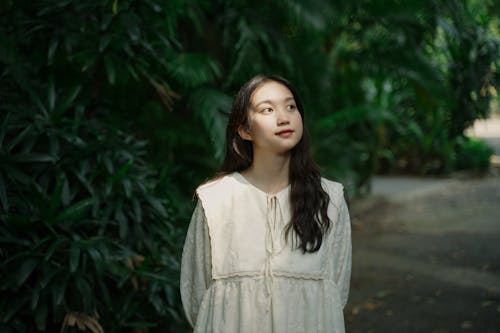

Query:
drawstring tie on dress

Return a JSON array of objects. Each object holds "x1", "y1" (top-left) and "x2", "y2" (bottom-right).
[{"x1": 264, "y1": 195, "x2": 284, "y2": 296}]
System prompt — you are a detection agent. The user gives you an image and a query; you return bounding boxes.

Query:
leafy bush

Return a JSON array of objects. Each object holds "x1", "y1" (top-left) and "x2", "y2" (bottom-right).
[
  {"x1": 0, "y1": 87, "x2": 186, "y2": 332},
  {"x1": 0, "y1": 1, "x2": 206, "y2": 331},
  {"x1": 454, "y1": 136, "x2": 494, "y2": 172}
]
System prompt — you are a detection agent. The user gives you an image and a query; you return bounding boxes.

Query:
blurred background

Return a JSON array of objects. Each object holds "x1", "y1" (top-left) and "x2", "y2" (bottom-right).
[{"x1": 0, "y1": 0, "x2": 499, "y2": 332}]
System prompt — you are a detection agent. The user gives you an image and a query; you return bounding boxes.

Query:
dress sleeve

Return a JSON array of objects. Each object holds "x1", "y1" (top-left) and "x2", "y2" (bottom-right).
[
  {"x1": 332, "y1": 194, "x2": 352, "y2": 308},
  {"x1": 180, "y1": 200, "x2": 212, "y2": 328}
]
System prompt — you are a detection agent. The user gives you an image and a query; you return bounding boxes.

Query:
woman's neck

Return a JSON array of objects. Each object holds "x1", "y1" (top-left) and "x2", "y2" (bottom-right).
[{"x1": 241, "y1": 151, "x2": 290, "y2": 194}]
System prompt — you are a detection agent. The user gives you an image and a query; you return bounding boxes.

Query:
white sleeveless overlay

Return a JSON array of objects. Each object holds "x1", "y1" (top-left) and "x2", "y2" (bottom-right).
[{"x1": 180, "y1": 172, "x2": 351, "y2": 333}]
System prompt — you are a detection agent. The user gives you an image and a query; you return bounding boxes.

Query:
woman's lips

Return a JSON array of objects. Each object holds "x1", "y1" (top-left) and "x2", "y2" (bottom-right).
[{"x1": 276, "y1": 129, "x2": 294, "y2": 136}]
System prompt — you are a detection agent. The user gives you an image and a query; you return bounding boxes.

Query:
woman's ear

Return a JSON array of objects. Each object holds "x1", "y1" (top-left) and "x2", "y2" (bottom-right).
[{"x1": 237, "y1": 125, "x2": 252, "y2": 141}]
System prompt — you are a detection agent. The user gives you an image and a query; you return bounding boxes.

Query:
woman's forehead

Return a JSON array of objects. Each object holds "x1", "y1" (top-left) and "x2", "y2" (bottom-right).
[{"x1": 251, "y1": 81, "x2": 294, "y2": 106}]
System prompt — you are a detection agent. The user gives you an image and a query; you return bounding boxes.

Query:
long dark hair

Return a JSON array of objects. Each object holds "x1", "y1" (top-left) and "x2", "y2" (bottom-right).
[{"x1": 218, "y1": 74, "x2": 331, "y2": 253}]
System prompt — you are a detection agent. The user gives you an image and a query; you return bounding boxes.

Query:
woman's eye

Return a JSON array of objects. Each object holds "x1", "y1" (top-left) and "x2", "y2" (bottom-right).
[
  {"x1": 261, "y1": 107, "x2": 273, "y2": 113},
  {"x1": 287, "y1": 104, "x2": 297, "y2": 111}
]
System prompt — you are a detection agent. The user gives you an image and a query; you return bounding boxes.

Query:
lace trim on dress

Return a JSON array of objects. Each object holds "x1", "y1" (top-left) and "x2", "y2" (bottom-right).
[
  {"x1": 271, "y1": 271, "x2": 325, "y2": 280},
  {"x1": 214, "y1": 271, "x2": 263, "y2": 280},
  {"x1": 213, "y1": 271, "x2": 325, "y2": 281}
]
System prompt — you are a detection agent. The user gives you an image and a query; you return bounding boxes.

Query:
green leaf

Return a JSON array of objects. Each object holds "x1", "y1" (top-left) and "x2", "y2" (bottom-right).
[
  {"x1": 44, "y1": 238, "x2": 66, "y2": 261},
  {"x1": 108, "y1": 262, "x2": 131, "y2": 285},
  {"x1": 135, "y1": 270, "x2": 171, "y2": 282},
  {"x1": 31, "y1": 285, "x2": 41, "y2": 310},
  {"x1": 316, "y1": 106, "x2": 375, "y2": 130},
  {"x1": 132, "y1": 198, "x2": 142, "y2": 223},
  {"x1": 0, "y1": 172, "x2": 8, "y2": 211},
  {"x1": 51, "y1": 277, "x2": 67, "y2": 305},
  {"x1": 53, "y1": 198, "x2": 93, "y2": 224},
  {"x1": 57, "y1": 85, "x2": 82, "y2": 115},
  {"x1": 6, "y1": 126, "x2": 32, "y2": 153},
  {"x1": 104, "y1": 178, "x2": 112, "y2": 196},
  {"x1": 164, "y1": 285, "x2": 175, "y2": 305},
  {"x1": 123, "y1": 13, "x2": 141, "y2": 42},
  {"x1": 72, "y1": 169, "x2": 94, "y2": 196},
  {"x1": 87, "y1": 247, "x2": 102, "y2": 265},
  {"x1": 147, "y1": 197, "x2": 167, "y2": 218},
  {"x1": 149, "y1": 292, "x2": 164, "y2": 313},
  {"x1": 99, "y1": 35, "x2": 112, "y2": 52},
  {"x1": 11, "y1": 153, "x2": 56, "y2": 163},
  {"x1": 127, "y1": 64, "x2": 139, "y2": 80},
  {"x1": 408, "y1": 120, "x2": 425, "y2": 142},
  {"x1": 166, "y1": 306, "x2": 182, "y2": 323},
  {"x1": 111, "y1": 159, "x2": 133, "y2": 183},
  {"x1": 2, "y1": 165, "x2": 31, "y2": 185},
  {"x1": 75, "y1": 276, "x2": 92, "y2": 311},
  {"x1": 0, "y1": 112, "x2": 10, "y2": 149},
  {"x1": 104, "y1": 56, "x2": 116, "y2": 85},
  {"x1": 0, "y1": 234, "x2": 30, "y2": 247},
  {"x1": 16, "y1": 258, "x2": 38, "y2": 287},
  {"x1": 26, "y1": 89, "x2": 48, "y2": 116},
  {"x1": 115, "y1": 206, "x2": 127, "y2": 239},
  {"x1": 2, "y1": 213, "x2": 32, "y2": 225},
  {"x1": 97, "y1": 277, "x2": 111, "y2": 307},
  {"x1": 70, "y1": 243, "x2": 80, "y2": 273},
  {"x1": 32, "y1": 237, "x2": 51, "y2": 251},
  {"x1": 48, "y1": 78, "x2": 56, "y2": 112},
  {"x1": 189, "y1": 88, "x2": 230, "y2": 161},
  {"x1": 103, "y1": 155, "x2": 114, "y2": 174},
  {"x1": 166, "y1": 53, "x2": 222, "y2": 88},
  {"x1": 122, "y1": 179, "x2": 132, "y2": 198},
  {"x1": 40, "y1": 267, "x2": 59, "y2": 288},
  {"x1": 48, "y1": 135, "x2": 60, "y2": 157},
  {"x1": 61, "y1": 173, "x2": 70, "y2": 206},
  {"x1": 34, "y1": 302, "x2": 47, "y2": 331},
  {"x1": 49, "y1": 174, "x2": 64, "y2": 216},
  {"x1": 2, "y1": 296, "x2": 27, "y2": 322},
  {"x1": 121, "y1": 321, "x2": 157, "y2": 328},
  {"x1": 47, "y1": 37, "x2": 58, "y2": 65}
]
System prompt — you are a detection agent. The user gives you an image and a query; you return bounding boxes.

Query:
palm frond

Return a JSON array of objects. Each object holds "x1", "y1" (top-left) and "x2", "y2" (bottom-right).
[
  {"x1": 166, "y1": 52, "x2": 222, "y2": 89},
  {"x1": 188, "y1": 88, "x2": 232, "y2": 161}
]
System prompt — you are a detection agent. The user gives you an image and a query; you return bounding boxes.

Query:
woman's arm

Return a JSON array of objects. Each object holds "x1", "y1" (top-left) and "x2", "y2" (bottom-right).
[
  {"x1": 180, "y1": 200, "x2": 212, "y2": 328},
  {"x1": 333, "y1": 194, "x2": 352, "y2": 308}
]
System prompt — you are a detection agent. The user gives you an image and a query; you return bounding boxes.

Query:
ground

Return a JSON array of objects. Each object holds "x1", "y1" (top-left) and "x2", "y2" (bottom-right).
[{"x1": 344, "y1": 116, "x2": 500, "y2": 333}]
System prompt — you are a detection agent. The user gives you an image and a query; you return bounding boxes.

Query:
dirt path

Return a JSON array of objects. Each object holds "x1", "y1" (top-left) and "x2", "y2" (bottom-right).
[
  {"x1": 343, "y1": 115, "x2": 500, "y2": 333},
  {"x1": 344, "y1": 175, "x2": 500, "y2": 333}
]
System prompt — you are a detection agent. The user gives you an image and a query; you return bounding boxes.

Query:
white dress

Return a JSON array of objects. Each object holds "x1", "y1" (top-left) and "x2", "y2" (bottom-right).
[{"x1": 180, "y1": 172, "x2": 351, "y2": 333}]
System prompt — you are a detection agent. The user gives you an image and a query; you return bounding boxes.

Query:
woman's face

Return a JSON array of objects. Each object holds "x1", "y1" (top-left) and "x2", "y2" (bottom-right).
[{"x1": 238, "y1": 80, "x2": 303, "y2": 155}]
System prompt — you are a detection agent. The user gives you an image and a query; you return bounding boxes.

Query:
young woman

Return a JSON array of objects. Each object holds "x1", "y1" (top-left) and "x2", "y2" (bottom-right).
[{"x1": 180, "y1": 74, "x2": 352, "y2": 332}]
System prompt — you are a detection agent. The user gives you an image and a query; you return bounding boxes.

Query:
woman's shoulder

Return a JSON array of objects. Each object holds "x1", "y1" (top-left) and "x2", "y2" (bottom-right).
[
  {"x1": 196, "y1": 172, "x2": 240, "y2": 195},
  {"x1": 320, "y1": 177, "x2": 344, "y2": 194},
  {"x1": 195, "y1": 173, "x2": 246, "y2": 216},
  {"x1": 320, "y1": 177, "x2": 346, "y2": 208}
]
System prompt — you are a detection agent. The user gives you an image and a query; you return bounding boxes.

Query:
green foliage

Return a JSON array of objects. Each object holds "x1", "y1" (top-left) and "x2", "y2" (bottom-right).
[
  {"x1": 0, "y1": 0, "x2": 193, "y2": 331},
  {"x1": 1, "y1": 0, "x2": 499, "y2": 331},
  {"x1": 0, "y1": 87, "x2": 186, "y2": 331},
  {"x1": 307, "y1": 0, "x2": 498, "y2": 183},
  {"x1": 437, "y1": 1, "x2": 499, "y2": 137},
  {"x1": 454, "y1": 136, "x2": 494, "y2": 172}
]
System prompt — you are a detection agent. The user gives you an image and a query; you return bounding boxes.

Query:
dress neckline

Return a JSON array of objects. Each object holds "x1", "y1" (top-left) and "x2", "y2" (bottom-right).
[{"x1": 234, "y1": 172, "x2": 291, "y2": 198}]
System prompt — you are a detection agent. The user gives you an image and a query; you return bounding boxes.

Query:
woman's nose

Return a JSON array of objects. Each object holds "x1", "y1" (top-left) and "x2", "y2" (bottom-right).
[{"x1": 276, "y1": 108, "x2": 290, "y2": 126}]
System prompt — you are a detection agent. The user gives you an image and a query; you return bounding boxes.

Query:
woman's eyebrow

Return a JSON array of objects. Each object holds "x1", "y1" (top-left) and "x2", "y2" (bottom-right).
[{"x1": 254, "y1": 96, "x2": 295, "y2": 108}]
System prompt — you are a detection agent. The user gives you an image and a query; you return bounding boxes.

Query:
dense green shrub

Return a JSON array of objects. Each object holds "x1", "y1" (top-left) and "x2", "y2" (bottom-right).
[
  {"x1": 0, "y1": 87, "x2": 186, "y2": 331},
  {"x1": 0, "y1": 0, "x2": 195, "y2": 331},
  {"x1": 454, "y1": 136, "x2": 494, "y2": 172}
]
